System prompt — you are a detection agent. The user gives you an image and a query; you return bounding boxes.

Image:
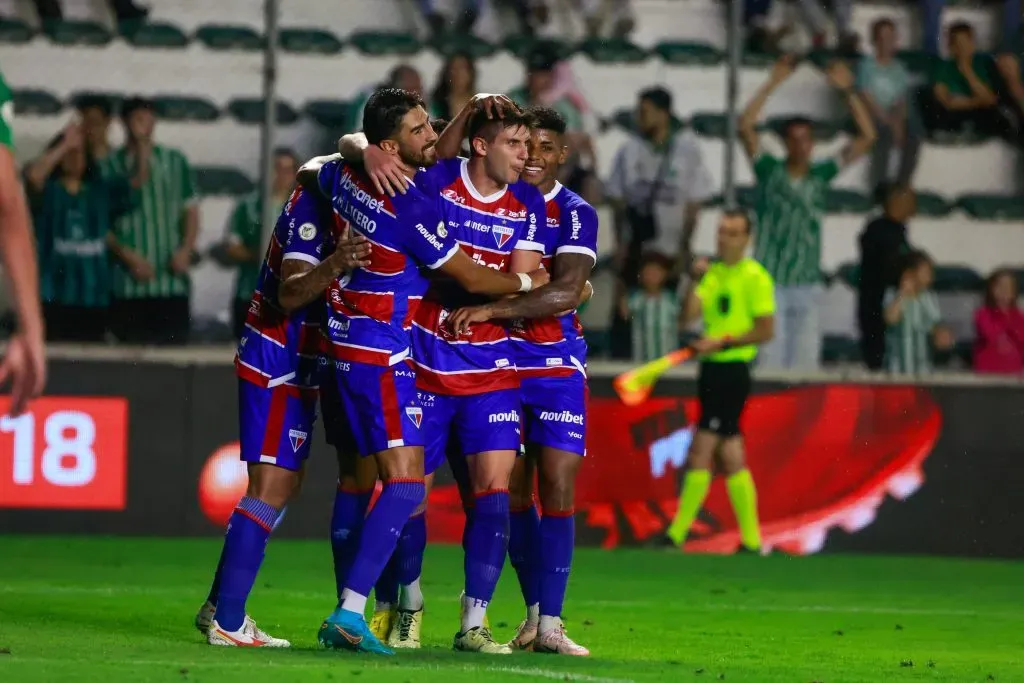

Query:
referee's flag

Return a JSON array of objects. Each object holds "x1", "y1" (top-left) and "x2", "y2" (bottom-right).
[{"x1": 613, "y1": 347, "x2": 694, "y2": 406}]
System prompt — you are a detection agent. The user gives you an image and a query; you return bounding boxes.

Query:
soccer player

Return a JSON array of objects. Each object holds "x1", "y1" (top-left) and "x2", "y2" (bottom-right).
[
  {"x1": 657, "y1": 211, "x2": 776, "y2": 553},
  {"x1": 195, "y1": 185, "x2": 371, "y2": 647},
  {"x1": 0, "y1": 66, "x2": 45, "y2": 416},
  {"x1": 301, "y1": 89, "x2": 548, "y2": 655},
  {"x1": 446, "y1": 106, "x2": 597, "y2": 655}
]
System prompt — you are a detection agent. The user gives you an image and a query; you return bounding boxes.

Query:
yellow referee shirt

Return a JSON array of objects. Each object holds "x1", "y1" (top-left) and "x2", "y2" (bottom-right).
[{"x1": 696, "y1": 258, "x2": 776, "y2": 363}]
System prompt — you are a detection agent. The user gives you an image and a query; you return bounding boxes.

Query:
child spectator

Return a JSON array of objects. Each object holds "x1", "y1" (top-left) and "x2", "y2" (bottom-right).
[
  {"x1": 618, "y1": 251, "x2": 682, "y2": 363},
  {"x1": 973, "y1": 269, "x2": 1024, "y2": 375},
  {"x1": 883, "y1": 251, "x2": 955, "y2": 374}
]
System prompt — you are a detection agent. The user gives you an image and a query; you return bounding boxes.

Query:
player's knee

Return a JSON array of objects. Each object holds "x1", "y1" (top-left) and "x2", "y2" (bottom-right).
[
  {"x1": 717, "y1": 437, "x2": 746, "y2": 474},
  {"x1": 246, "y1": 464, "x2": 300, "y2": 508},
  {"x1": 376, "y1": 446, "x2": 426, "y2": 481},
  {"x1": 539, "y1": 478, "x2": 575, "y2": 513}
]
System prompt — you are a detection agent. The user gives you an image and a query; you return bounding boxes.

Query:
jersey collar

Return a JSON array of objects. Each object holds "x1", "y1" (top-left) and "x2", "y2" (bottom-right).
[
  {"x1": 460, "y1": 157, "x2": 507, "y2": 203},
  {"x1": 543, "y1": 181, "x2": 563, "y2": 202}
]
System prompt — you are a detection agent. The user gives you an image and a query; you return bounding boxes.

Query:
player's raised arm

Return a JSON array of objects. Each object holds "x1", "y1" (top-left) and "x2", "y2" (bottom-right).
[
  {"x1": 434, "y1": 93, "x2": 520, "y2": 160},
  {"x1": 335, "y1": 132, "x2": 410, "y2": 198},
  {"x1": 296, "y1": 153, "x2": 341, "y2": 196}
]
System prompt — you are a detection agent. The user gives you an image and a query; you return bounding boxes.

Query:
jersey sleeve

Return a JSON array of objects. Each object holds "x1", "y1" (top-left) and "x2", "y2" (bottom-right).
[
  {"x1": 400, "y1": 199, "x2": 459, "y2": 270},
  {"x1": 554, "y1": 200, "x2": 598, "y2": 264},
  {"x1": 173, "y1": 149, "x2": 198, "y2": 204},
  {"x1": 513, "y1": 184, "x2": 547, "y2": 253},
  {"x1": 281, "y1": 189, "x2": 327, "y2": 266},
  {"x1": 752, "y1": 152, "x2": 780, "y2": 182},
  {"x1": 814, "y1": 158, "x2": 842, "y2": 184},
  {"x1": 748, "y1": 265, "x2": 776, "y2": 318},
  {"x1": 225, "y1": 196, "x2": 255, "y2": 246},
  {"x1": 414, "y1": 157, "x2": 462, "y2": 199},
  {"x1": 0, "y1": 73, "x2": 15, "y2": 150}
]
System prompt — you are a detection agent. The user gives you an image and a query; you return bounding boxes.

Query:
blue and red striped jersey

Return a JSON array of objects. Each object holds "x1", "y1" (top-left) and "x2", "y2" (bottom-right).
[
  {"x1": 511, "y1": 182, "x2": 599, "y2": 377},
  {"x1": 410, "y1": 157, "x2": 546, "y2": 395},
  {"x1": 311, "y1": 157, "x2": 459, "y2": 367},
  {"x1": 235, "y1": 187, "x2": 333, "y2": 390}
]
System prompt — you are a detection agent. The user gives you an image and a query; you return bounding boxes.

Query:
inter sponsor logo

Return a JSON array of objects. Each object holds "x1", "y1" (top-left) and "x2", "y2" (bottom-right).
[
  {"x1": 463, "y1": 219, "x2": 491, "y2": 233},
  {"x1": 488, "y1": 410, "x2": 519, "y2": 423},
  {"x1": 570, "y1": 209, "x2": 582, "y2": 241},
  {"x1": 539, "y1": 410, "x2": 584, "y2": 425},
  {"x1": 493, "y1": 224, "x2": 514, "y2": 248},
  {"x1": 416, "y1": 223, "x2": 445, "y2": 250},
  {"x1": 288, "y1": 429, "x2": 308, "y2": 452}
]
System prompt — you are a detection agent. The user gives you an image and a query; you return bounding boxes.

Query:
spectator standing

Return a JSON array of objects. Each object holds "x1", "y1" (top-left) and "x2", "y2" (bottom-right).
[
  {"x1": 618, "y1": 251, "x2": 681, "y2": 363},
  {"x1": 25, "y1": 123, "x2": 138, "y2": 342},
  {"x1": 348, "y1": 65, "x2": 423, "y2": 134},
  {"x1": 857, "y1": 184, "x2": 915, "y2": 370},
  {"x1": 221, "y1": 148, "x2": 299, "y2": 340},
  {"x1": 430, "y1": 52, "x2": 477, "y2": 122},
  {"x1": 883, "y1": 251, "x2": 954, "y2": 375},
  {"x1": 607, "y1": 87, "x2": 714, "y2": 359},
  {"x1": 739, "y1": 56, "x2": 876, "y2": 370},
  {"x1": 857, "y1": 19, "x2": 921, "y2": 191},
  {"x1": 75, "y1": 95, "x2": 113, "y2": 168},
  {"x1": 102, "y1": 97, "x2": 199, "y2": 345},
  {"x1": 572, "y1": 0, "x2": 635, "y2": 39},
  {"x1": 419, "y1": 0, "x2": 481, "y2": 37},
  {"x1": 973, "y1": 269, "x2": 1024, "y2": 375}
]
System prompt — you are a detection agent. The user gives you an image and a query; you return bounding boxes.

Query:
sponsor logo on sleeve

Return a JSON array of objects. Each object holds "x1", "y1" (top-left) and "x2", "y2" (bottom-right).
[
  {"x1": 416, "y1": 223, "x2": 445, "y2": 250},
  {"x1": 570, "y1": 210, "x2": 582, "y2": 241},
  {"x1": 298, "y1": 223, "x2": 318, "y2": 241}
]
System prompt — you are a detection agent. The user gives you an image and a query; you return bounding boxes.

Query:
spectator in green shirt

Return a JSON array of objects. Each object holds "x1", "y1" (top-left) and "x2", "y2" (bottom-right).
[
  {"x1": 922, "y1": 22, "x2": 1018, "y2": 142},
  {"x1": 995, "y1": 26, "x2": 1024, "y2": 131},
  {"x1": 739, "y1": 55, "x2": 876, "y2": 370},
  {"x1": 25, "y1": 123, "x2": 137, "y2": 342},
  {"x1": 883, "y1": 250, "x2": 955, "y2": 375},
  {"x1": 219, "y1": 148, "x2": 299, "y2": 340}
]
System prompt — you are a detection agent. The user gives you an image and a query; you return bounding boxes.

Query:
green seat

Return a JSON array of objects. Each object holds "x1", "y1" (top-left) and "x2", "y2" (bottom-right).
[
  {"x1": 957, "y1": 193, "x2": 1024, "y2": 221},
  {"x1": 12, "y1": 89, "x2": 62, "y2": 116},
  {"x1": 348, "y1": 30, "x2": 420, "y2": 56},
  {"x1": 43, "y1": 19, "x2": 111, "y2": 46},
  {"x1": 228, "y1": 98, "x2": 299, "y2": 125},
  {"x1": 742, "y1": 51, "x2": 776, "y2": 68},
  {"x1": 153, "y1": 95, "x2": 219, "y2": 122},
  {"x1": 764, "y1": 115, "x2": 839, "y2": 141},
  {"x1": 690, "y1": 112, "x2": 729, "y2": 138},
  {"x1": 896, "y1": 49, "x2": 935, "y2": 75},
  {"x1": 503, "y1": 35, "x2": 571, "y2": 60},
  {"x1": 0, "y1": 17, "x2": 35, "y2": 44},
  {"x1": 304, "y1": 99, "x2": 351, "y2": 128},
  {"x1": 834, "y1": 262, "x2": 860, "y2": 288},
  {"x1": 914, "y1": 191, "x2": 952, "y2": 218},
  {"x1": 932, "y1": 264, "x2": 984, "y2": 292},
  {"x1": 71, "y1": 91, "x2": 123, "y2": 113},
  {"x1": 125, "y1": 21, "x2": 189, "y2": 48},
  {"x1": 607, "y1": 108, "x2": 635, "y2": 132},
  {"x1": 432, "y1": 33, "x2": 497, "y2": 59},
  {"x1": 821, "y1": 335, "x2": 861, "y2": 364},
  {"x1": 577, "y1": 37, "x2": 647, "y2": 64},
  {"x1": 279, "y1": 27, "x2": 342, "y2": 55},
  {"x1": 195, "y1": 24, "x2": 263, "y2": 51},
  {"x1": 826, "y1": 188, "x2": 872, "y2": 214},
  {"x1": 194, "y1": 166, "x2": 254, "y2": 196},
  {"x1": 652, "y1": 41, "x2": 722, "y2": 66}
]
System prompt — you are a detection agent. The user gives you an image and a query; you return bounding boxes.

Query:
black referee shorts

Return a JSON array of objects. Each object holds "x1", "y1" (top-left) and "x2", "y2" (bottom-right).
[{"x1": 696, "y1": 361, "x2": 751, "y2": 437}]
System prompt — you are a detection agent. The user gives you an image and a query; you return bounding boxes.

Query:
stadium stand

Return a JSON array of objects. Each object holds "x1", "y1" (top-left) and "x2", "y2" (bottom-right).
[{"x1": 0, "y1": 0, "x2": 1019, "y2": 362}]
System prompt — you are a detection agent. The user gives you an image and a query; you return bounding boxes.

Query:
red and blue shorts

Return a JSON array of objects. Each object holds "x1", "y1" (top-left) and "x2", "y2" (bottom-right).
[
  {"x1": 420, "y1": 388, "x2": 522, "y2": 475},
  {"x1": 331, "y1": 358, "x2": 424, "y2": 457},
  {"x1": 238, "y1": 379, "x2": 318, "y2": 471},
  {"x1": 520, "y1": 372, "x2": 588, "y2": 456}
]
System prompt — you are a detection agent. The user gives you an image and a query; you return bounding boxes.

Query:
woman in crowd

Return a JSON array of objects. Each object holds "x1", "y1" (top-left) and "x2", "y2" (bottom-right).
[
  {"x1": 430, "y1": 52, "x2": 477, "y2": 122},
  {"x1": 973, "y1": 269, "x2": 1024, "y2": 375}
]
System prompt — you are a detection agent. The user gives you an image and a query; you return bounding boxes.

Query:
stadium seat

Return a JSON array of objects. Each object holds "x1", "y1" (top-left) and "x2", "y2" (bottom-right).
[
  {"x1": 690, "y1": 112, "x2": 728, "y2": 138},
  {"x1": 431, "y1": 34, "x2": 497, "y2": 59},
  {"x1": 153, "y1": 95, "x2": 219, "y2": 123},
  {"x1": 764, "y1": 115, "x2": 840, "y2": 141},
  {"x1": 227, "y1": 98, "x2": 299, "y2": 125},
  {"x1": 43, "y1": 19, "x2": 112, "y2": 47},
  {"x1": 834, "y1": 262, "x2": 860, "y2": 288},
  {"x1": 348, "y1": 30, "x2": 421, "y2": 56},
  {"x1": 577, "y1": 38, "x2": 648, "y2": 64},
  {"x1": 956, "y1": 194, "x2": 1024, "y2": 221},
  {"x1": 652, "y1": 41, "x2": 722, "y2": 67},
  {"x1": 304, "y1": 99, "x2": 351, "y2": 129},
  {"x1": 124, "y1": 22, "x2": 190, "y2": 49},
  {"x1": 71, "y1": 91, "x2": 124, "y2": 113},
  {"x1": 821, "y1": 334, "x2": 861, "y2": 364},
  {"x1": 0, "y1": 17, "x2": 35, "y2": 44},
  {"x1": 12, "y1": 89, "x2": 63, "y2": 116},
  {"x1": 606, "y1": 108, "x2": 636, "y2": 133},
  {"x1": 932, "y1": 265, "x2": 984, "y2": 292},
  {"x1": 742, "y1": 51, "x2": 776, "y2": 68},
  {"x1": 502, "y1": 35, "x2": 570, "y2": 60},
  {"x1": 914, "y1": 191, "x2": 953, "y2": 218},
  {"x1": 194, "y1": 24, "x2": 263, "y2": 51},
  {"x1": 827, "y1": 188, "x2": 873, "y2": 214},
  {"x1": 278, "y1": 28, "x2": 343, "y2": 55},
  {"x1": 194, "y1": 166, "x2": 254, "y2": 196}
]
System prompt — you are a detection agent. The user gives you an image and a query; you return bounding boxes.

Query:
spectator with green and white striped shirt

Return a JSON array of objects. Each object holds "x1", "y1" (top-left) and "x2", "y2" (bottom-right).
[
  {"x1": 739, "y1": 55, "x2": 877, "y2": 370},
  {"x1": 618, "y1": 251, "x2": 683, "y2": 363},
  {"x1": 883, "y1": 250, "x2": 955, "y2": 375},
  {"x1": 102, "y1": 97, "x2": 199, "y2": 345}
]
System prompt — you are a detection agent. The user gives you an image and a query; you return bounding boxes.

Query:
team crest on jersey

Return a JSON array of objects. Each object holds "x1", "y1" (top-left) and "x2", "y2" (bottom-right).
[
  {"x1": 288, "y1": 428, "x2": 308, "y2": 452},
  {"x1": 492, "y1": 224, "x2": 514, "y2": 249},
  {"x1": 405, "y1": 406, "x2": 423, "y2": 428},
  {"x1": 298, "y1": 222, "x2": 318, "y2": 241}
]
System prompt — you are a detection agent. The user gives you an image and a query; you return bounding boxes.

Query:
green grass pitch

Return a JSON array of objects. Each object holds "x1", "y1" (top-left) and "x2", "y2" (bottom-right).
[{"x1": 0, "y1": 536, "x2": 1021, "y2": 682}]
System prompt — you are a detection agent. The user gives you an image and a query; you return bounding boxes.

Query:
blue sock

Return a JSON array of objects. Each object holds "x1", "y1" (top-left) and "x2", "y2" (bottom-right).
[
  {"x1": 539, "y1": 511, "x2": 575, "y2": 619},
  {"x1": 374, "y1": 555, "x2": 399, "y2": 607},
  {"x1": 508, "y1": 501, "x2": 541, "y2": 608},
  {"x1": 331, "y1": 486, "x2": 372, "y2": 603},
  {"x1": 343, "y1": 479, "x2": 425, "y2": 600},
  {"x1": 396, "y1": 512, "x2": 427, "y2": 586},
  {"x1": 461, "y1": 503, "x2": 474, "y2": 554},
  {"x1": 205, "y1": 505, "x2": 287, "y2": 606},
  {"x1": 464, "y1": 490, "x2": 510, "y2": 605},
  {"x1": 212, "y1": 496, "x2": 281, "y2": 632}
]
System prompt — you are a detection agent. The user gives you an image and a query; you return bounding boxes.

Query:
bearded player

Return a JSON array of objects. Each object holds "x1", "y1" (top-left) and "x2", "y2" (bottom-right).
[{"x1": 448, "y1": 106, "x2": 597, "y2": 656}]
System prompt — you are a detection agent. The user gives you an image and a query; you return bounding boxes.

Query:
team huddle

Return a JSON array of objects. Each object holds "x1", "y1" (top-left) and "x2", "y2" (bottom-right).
[{"x1": 193, "y1": 89, "x2": 599, "y2": 657}]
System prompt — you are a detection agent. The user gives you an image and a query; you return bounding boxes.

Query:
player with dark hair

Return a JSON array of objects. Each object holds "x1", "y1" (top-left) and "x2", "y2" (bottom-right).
[
  {"x1": 339, "y1": 94, "x2": 550, "y2": 653},
  {"x1": 657, "y1": 210, "x2": 775, "y2": 553},
  {"x1": 195, "y1": 169, "x2": 372, "y2": 648},
  {"x1": 303, "y1": 88, "x2": 548, "y2": 655},
  {"x1": 446, "y1": 105, "x2": 596, "y2": 655}
]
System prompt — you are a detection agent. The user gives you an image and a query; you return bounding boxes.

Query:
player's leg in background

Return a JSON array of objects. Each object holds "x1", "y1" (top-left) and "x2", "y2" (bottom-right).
[
  {"x1": 333, "y1": 449, "x2": 376, "y2": 606},
  {"x1": 384, "y1": 470, "x2": 434, "y2": 649},
  {"x1": 507, "y1": 447, "x2": 541, "y2": 648}
]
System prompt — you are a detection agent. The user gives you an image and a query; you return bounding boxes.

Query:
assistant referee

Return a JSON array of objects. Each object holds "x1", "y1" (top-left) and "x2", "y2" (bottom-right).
[{"x1": 661, "y1": 209, "x2": 775, "y2": 553}]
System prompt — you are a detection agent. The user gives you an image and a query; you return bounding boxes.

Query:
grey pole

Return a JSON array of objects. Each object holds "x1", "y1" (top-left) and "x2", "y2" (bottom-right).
[
  {"x1": 259, "y1": 0, "x2": 280, "y2": 247},
  {"x1": 723, "y1": 0, "x2": 743, "y2": 209}
]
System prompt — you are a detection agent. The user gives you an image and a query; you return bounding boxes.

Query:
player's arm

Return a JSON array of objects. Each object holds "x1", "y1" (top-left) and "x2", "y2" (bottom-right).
[
  {"x1": 740, "y1": 55, "x2": 797, "y2": 160},
  {"x1": 680, "y1": 261, "x2": 705, "y2": 327},
  {"x1": 434, "y1": 93, "x2": 519, "y2": 160},
  {"x1": 221, "y1": 205, "x2": 259, "y2": 265},
  {"x1": 278, "y1": 226, "x2": 371, "y2": 313},
  {"x1": 692, "y1": 269, "x2": 776, "y2": 354},
  {"x1": 438, "y1": 248, "x2": 548, "y2": 297},
  {"x1": 335, "y1": 133, "x2": 412, "y2": 198},
  {"x1": 24, "y1": 124, "x2": 80, "y2": 193}
]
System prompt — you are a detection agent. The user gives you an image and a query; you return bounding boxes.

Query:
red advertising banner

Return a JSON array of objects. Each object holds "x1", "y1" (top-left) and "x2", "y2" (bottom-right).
[{"x1": 0, "y1": 397, "x2": 129, "y2": 510}]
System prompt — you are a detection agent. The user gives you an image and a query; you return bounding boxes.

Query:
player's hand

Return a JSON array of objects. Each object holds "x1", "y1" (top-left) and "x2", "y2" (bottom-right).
[
  {"x1": 933, "y1": 325, "x2": 955, "y2": 351},
  {"x1": 472, "y1": 93, "x2": 520, "y2": 120},
  {"x1": 527, "y1": 268, "x2": 550, "y2": 289},
  {"x1": 170, "y1": 246, "x2": 193, "y2": 274},
  {"x1": 329, "y1": 226, "x2": 372, "y2": 271},
  {"x1": 61, "y1": 121, "x2": 84, "y2": 150},
  {"x1": 898, "y1": 272, "x2": 916, "y2": 297},
  {"x1": 690, "y1": 256, "x2": 711, "y2": 279},
  {"x1": 364, "y1": 145, "x2": 409, "y2": 197},
  {"x1": 0, "y1": 332, "x2": 47, "y2": 417},
  {"x1": 447, "y1": 304, "x2": 494, "y2": 337},
  {"x1": 690, "y1": 336, "x2": 724, "y2": 355}
]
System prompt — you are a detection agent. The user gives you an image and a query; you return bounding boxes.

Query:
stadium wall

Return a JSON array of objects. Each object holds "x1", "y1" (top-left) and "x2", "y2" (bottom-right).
[{"x1": 1, "y1": 354, "x2": 1022, "y2": 559}]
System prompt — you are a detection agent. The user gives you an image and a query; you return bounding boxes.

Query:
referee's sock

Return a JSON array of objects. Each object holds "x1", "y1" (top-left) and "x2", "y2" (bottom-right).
[
  {"x1": 666, "y1": 469, "x2": 712, "y2": 546},
  {"x1": 726, "y1": 469, "x2": 762, "y2": 551}
]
